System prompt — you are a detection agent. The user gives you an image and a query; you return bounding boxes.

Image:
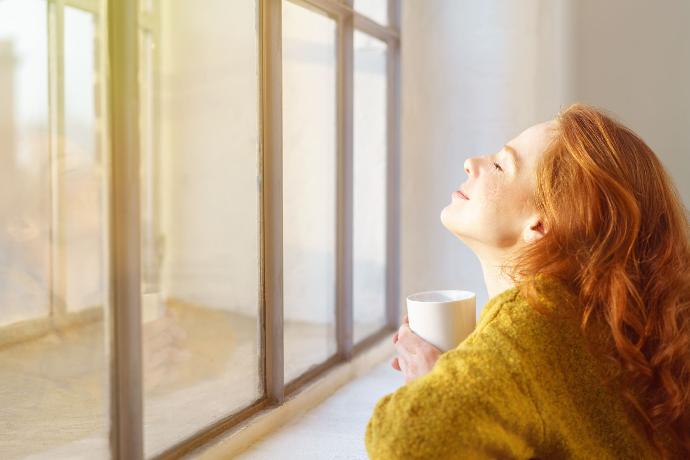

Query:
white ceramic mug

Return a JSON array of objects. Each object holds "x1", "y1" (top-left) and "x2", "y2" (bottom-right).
[{"x1": 406, "y1": 289, "x2": 476, "y2": 352}]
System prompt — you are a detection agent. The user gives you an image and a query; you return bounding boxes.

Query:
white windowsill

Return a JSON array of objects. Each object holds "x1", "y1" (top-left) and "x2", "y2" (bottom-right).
[{"x1": 191, "y1": 336, "x2": 400, "y2": 459}]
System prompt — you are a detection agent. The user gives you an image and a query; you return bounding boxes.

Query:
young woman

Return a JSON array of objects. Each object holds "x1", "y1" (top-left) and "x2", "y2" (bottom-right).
[{"x1": 366, "y1": 103, "x2": 690, "y2": 459}]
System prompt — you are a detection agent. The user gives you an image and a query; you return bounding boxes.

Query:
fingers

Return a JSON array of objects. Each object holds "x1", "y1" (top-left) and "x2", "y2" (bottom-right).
[
  {"x1": 397, "y1": 352, "x2": 408, "y2": 376},
  {"x1": 403, "y1": 314, "x2": 409, "y2": 325},
  {"x1": 391, "y1": 356, "x2": 401, "y2": 371},
  {"x1": 395, "y1": 323, "x2": 418, "y2": 355},
  {"x1": 396, "y1": 323, "x2": 441, "y2": 358},
  {"x1": 392, "y1": 315, "x2": 407, "y2": 346},
  {"x1": 395, "y1": 335, "x2": 414, "y2": 358}
]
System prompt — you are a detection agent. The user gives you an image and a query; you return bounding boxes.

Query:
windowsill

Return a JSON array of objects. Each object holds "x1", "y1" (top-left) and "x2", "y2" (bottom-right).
[
  {"x1": 0, "y1": 297, "x2": 394, "y2": 458},
  {"x1": 190, "y1": 335, "x2": 399, "y2": 459}
]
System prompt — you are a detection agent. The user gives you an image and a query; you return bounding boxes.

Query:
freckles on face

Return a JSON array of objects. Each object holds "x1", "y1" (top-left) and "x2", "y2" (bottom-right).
[
  {"x1": 474, "y1": 170, "x2": 508, "y2": 214},
  {"x1": 473, "y1": 170, "x2": 532, "y2": 233},
  {"x1": 441, "y1": 119, "x2": 557, "y2": 250},
  {"x1": 484, "y1": 180, "x2": 503, "y2": 207}
]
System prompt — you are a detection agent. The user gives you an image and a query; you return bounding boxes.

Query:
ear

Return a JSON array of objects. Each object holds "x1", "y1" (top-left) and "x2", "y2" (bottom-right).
[{"x1": 523, "y1": 215, "x2": 547, "y2": 244}]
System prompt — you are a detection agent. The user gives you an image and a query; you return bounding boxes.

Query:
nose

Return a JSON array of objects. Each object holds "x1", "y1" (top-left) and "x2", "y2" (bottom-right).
[{"x1": 464, "y1": 157, "x2": 477, "y2": 177}]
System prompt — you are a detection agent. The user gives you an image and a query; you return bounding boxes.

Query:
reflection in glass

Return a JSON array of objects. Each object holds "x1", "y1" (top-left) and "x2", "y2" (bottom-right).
[
  {"x1": 141, "y1": 1, "x2": 262, "y2": 456},
  {"x1": 0, "y1": 2, "x2": 110, "y2": 458},
  {"x1": 353, "y1": 31, "x2": 388, "y2": 343},
  {"x1": 0, "y1": 0, "x2": 50, "y2": 325},
  {"x1": 282, "y1": 1, "x2": 338, "y2": 382}
]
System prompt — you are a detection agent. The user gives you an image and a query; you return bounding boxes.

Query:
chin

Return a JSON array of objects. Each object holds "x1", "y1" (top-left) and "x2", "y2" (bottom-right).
[
  {"x1": 441, "y1": 212, "x2": 480, "y2": 243},
  {"x1": 440, "y1": 205, "x2": 465, "y2": 231},
  {"x1": 440, "y1": 205, "x2": 453, "y2": 230},
  {"x1": 439, "y1": 214, "x2": 463, "y2": 240}
]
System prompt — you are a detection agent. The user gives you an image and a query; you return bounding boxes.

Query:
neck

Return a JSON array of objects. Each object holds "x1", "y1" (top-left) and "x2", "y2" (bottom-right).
[{"x1": 476, "y1": 248, "x2": 517, "y2": 299}]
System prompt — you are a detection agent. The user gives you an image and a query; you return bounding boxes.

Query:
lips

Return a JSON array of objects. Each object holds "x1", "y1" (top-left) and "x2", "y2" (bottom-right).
[{"x1": 453, "y1": 190, "x2": 469, "y2": 200}]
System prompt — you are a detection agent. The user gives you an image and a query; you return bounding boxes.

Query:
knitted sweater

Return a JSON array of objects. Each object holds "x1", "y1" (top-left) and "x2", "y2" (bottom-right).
[{"x1": 365, "y1": 275, "x2": 666, "y2": 459}]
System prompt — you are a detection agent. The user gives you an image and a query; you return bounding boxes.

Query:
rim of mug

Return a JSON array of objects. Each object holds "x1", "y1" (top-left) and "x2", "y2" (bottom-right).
[{"x1": 407, "y1": 289, "x2": 476, "y2": 302}]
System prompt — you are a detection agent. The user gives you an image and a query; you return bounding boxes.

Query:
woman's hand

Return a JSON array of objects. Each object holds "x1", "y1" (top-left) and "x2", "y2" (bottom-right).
[{"x1": 391, "y1": 314, "x2": 443, "y2": 384}]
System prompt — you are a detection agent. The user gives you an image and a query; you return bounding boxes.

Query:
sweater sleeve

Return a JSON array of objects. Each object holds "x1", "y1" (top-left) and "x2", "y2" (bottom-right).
[{"x1": 365, "y1": 317, "x2": 545, "y2": 460}]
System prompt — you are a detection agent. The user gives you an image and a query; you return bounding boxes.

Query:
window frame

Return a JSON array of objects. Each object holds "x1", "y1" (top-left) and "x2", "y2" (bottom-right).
[
  {"x1": 0, "y1": 0, "x2": 400, "y2": 457},
  {"x1": 146, "y1": 1, "x2": 400, "y2": 457}
]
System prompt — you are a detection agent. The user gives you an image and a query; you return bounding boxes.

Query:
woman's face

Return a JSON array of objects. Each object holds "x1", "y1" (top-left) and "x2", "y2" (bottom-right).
[{"x1": 440, "y1": 120, "x2": 557, "y2": 250}]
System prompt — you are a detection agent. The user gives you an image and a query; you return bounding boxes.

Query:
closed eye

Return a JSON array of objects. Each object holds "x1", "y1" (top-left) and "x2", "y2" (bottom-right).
[{"x1": 493, "y1": 162, "x2": 503, "y2": 172}]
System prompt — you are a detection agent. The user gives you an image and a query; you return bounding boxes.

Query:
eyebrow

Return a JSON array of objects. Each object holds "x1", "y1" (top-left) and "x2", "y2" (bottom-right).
[{"x1": 502, "y1": 144, "x2": 521, "y2": 171}]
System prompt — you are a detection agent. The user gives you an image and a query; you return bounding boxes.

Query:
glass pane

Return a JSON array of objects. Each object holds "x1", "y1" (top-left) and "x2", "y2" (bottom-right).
[
  {"x1": 354, "y1": 0, "x2": 388, "y2": 25},
  {"x1": 0, "y1": 0, "x2": 50, "y2": 326},
  {"x1": 64, "y1": 7, "x2": 103, "y2": 313},
  {"x1": 353, "y1": 31, "x2": 388, "y2": 343},
  {"x1": 141, "y1": 1, "x2": 262, "y2": 456},
  {"x1": 282, "y1": 1, "x2": 338, "y2": 382},
  {"x1": 0, "y1": 2, "x2": 110, "y2": 458}
]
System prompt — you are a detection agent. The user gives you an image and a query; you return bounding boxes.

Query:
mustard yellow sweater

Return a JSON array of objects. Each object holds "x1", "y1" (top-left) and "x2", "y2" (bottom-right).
[{"x1": 365, "y1": 276, "x2": 666, "y2": 459}]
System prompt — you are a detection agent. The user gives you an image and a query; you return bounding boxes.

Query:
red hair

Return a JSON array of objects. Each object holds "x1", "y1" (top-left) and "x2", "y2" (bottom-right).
[{"x1": 508, "y1": 103, "x2": 690, "y2": 458}]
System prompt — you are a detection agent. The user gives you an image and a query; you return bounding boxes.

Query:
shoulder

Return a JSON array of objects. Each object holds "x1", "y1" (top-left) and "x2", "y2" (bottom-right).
[
  {"x1": 456, "y1": 276, "x2": 585, "y2": 384},
  {"x1": 429, "y1": 282, "x2": 570, "y2": 424},
  {"x1": 476, "y1": 275, "x2": 581, "y2": 343}
]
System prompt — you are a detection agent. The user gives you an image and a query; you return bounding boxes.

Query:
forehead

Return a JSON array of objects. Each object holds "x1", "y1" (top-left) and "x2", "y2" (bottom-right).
[{"x1": 509, "y1": 120, "x2": 557, "y2": 162}]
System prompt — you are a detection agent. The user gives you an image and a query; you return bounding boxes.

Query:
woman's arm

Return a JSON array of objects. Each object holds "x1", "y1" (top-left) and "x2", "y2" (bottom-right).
[{"x1": 366, "y1": 324, "x2": 545, "y2": 459}]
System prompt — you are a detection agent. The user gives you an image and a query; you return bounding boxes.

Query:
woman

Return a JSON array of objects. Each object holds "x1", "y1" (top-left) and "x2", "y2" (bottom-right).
[{"x1": 365, "y1": 103, "x2": 690, "y2": 459}]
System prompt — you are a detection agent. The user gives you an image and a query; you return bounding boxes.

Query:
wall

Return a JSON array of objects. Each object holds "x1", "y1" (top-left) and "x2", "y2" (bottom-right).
[
  {"x1": 400, "y1": 0, "x2": 690, "y2": 317},
  {"x1": 400, "y1": 0, "x2": 572, "y2": 316},
  {"x1": 157, "y1": 0, "x2": 690, "y2": 323},
  {"x1": 570, "y1": 0, "x2": 690, "y2": 206}
]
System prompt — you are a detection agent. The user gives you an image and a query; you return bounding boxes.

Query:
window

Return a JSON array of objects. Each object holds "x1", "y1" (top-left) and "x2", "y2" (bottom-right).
[
  {"x1": 0, "y1": 0, "x2": 400, "y2": 458},
  {"x1": 137, "y1": 1, "x2": 263, "y2": 456},
  {"x1": 353, "y1": 30, "x2": 389, "y2": 344},
  {"x1": 282, "y1": 0, "x2": 338, "y2": 383},
  {"x1": 0, "y1": 1, "x2": 110, "y2": 458}
]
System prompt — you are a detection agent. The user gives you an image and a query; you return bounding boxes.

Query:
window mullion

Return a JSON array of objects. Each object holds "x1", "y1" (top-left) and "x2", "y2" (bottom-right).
[
  {"x1": 352, "y1": 13, "x2": 398, "y2": 42},
  {"x1": 64, "y1": 0, "x2": 99, "y2": 14},
  {"x1": 107, "y1": 0, "x2": 144, "y2": 458},
  {"x1": 336, "y1": 10, "x2": 354, "y2": 360},
  {"x1": 261, "y1": 0, "x2": 285, "y2": 405},
  {"x1": 385, "y1": 0, "x2": 401, "y2": 329},
  {"x1": 47, "y1": 0, "x2": 67, "y2": 322}
]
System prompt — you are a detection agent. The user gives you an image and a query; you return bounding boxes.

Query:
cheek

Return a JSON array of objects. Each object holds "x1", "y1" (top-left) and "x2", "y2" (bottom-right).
[
  {"x1": 470, "y1": 185, "x2": 525, "y2": 236},
  {"x1": 475, "y1": 181, "x2": 504, "y2": 214},
  {"x1": 440, "y1": 181, "x2": 527, "y2": 235},
  {"x1": 481, "y1": 180, "x2": 532, "y2": 215}
]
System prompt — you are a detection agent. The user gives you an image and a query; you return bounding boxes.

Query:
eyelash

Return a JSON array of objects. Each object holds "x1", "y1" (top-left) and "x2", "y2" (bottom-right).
[{"x1": 493, "y1": 162, "x2": 503, "y2": 172}]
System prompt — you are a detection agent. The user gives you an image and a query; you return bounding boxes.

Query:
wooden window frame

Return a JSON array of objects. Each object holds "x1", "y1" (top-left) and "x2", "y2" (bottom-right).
[
  {"x1": 0, "y1": 0, "x2": 401, "y2": 457},
  {"x1": 149, "y1": 1, "x2": 400, "y2": 458}
]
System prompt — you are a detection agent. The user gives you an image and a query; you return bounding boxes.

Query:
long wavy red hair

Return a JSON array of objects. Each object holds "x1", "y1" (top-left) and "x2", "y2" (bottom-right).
[{"x1": 507, "y1": 103, "x2": 690, "y2": 458}]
